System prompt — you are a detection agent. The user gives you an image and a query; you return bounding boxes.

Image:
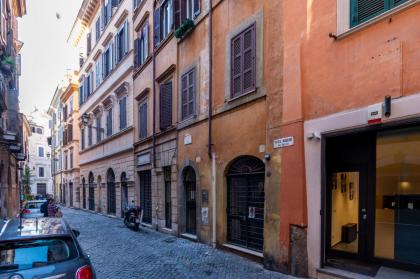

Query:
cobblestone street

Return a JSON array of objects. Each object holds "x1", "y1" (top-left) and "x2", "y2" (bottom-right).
[{"x1": 62, "y1": 207, "x2": 295, "y2": 279}]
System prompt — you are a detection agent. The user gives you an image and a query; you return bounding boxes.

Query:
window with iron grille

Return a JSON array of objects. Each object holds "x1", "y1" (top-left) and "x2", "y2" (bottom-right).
[
  {"x1": 119, "y1": 96, "x2": 127, "y2": 130},
  {"x1": 138, "y1": 100, "x2": 147, "y2": 139},
  {"x1": 106, "y1": 108, "x2": 113, "y2": 136},
  {"x1": 159, "y1": 81, "x2": 172, "y2": 130},
  {"x1": 231, "y1": 23, "x2": 256, "y2": 99},
  {"x1": 154, "y1": 0, "x2": 173, "y2": 48},
  {"x1": 350, "y1": 0, "x2": 408, "y2": 27},
  {"x1": 181, "y1": 68, "x2": 195, "y2": 120},
  {"x1": 174, "y1": 0, "x2": 200, "y2": 29},
  {"x1": 135, "y1": 21, "x2": 149, "y2": 68}
]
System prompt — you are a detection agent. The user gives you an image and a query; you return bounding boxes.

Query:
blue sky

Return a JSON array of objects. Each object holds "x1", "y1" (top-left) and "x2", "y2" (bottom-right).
[{"x1": 19, "y1": 0, "x2": 83, "y2": 115}]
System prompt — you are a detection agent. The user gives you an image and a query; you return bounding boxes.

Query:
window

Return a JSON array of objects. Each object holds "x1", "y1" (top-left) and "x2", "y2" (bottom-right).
[
  {"x1": 95, "y1": 16, "x2": 101, "y2": 42},
  {"x1": 134, "y1": 0, "x2": 142, "y2": 9},
  {"x1": 96, "y1": 116, "x2": 102, "y2": 143},
  {"x1": 81, "y1": 128, "x2": 85, "y2": 150},
  {"x1": 139, "y1": 100, "x2": 147, "y2": 139},
  {"x1": 38, "y1": 167, "x2": 44, "y2": 178},
  {"x1": 64, "y1": 152, "x2": 68, "y2": 170},
  {"x1": 350, "y1": 0, "x2": 408, "y2": 27},
  {"x1": 231, "y1": 23, "x2": 256, "y2": 99},
  {"x1": 119, "y1": 96, "x2": 127, "y2": 130},
  {"x1": 102, "y1": 43, "x2": 113, "y2": 78},
  {"x1": 38, "y1": 146, "x2": 44, "y2": 157},
  {"x1": 31, "y1": 127, "x2": 35, "y2": 133},
  {"x1": 160, "y1": 81, "x2": 172, "y2": 130},
  {"x1": 115, "y1": 21, "x2": 129, "y2": 64},
  {"x1": 95, "y1": 57, "x2": 102, "y2": 87},
  {"x1": 154, "y1": 0, "x2": 173, "y2": 47},
  {"x1": 69, "y1": 99, "x2": 73, "y2": 114},
  {"x1": 79, "y1": 81, "x2": 84, "y2": 106},
  {"x1": 106, "y1": 108, "x2": 113, "y2": 136},
  {"x1": 86, "y1": 32, "x2": 92, "y2": 55},
  {"x1": 174, "y1": 0, "x2": 200, "y2": 29},
  {"x1": 88, "y1": 124, "x2": 93, "y2": 146},
  {"x1": 86, "y1": 72, "x2": 93, "y2": 97},
  {"x1": 181, "y1": 68, "x2": 195, "y2": 120},
  {"x1": 70, "y1": 150, "x2": 73, "y2": 169},
  {"x1": 135, "y1": 21, "x2": 149, "y2": 67},
  {"x1": 36, "y1": 127, "x2": 43, "y2": 134},
  {"x1": 102, "y1": 0, "x2": 112, "y2": 28}
]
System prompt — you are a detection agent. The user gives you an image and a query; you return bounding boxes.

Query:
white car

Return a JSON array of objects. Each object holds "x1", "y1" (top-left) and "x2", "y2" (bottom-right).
[{"x1": 22, "y1": 200, "x2": 47, "y2": 218}]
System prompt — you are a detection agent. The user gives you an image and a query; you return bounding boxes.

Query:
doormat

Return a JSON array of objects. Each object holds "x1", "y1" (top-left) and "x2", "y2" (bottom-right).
[{"x1": 327, "y1": 258, "x2": 381, "y2": 277}]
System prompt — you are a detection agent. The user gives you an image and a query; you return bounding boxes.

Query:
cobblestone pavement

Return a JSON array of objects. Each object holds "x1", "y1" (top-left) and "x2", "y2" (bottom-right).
[{"x1": 62, "y1": 207, "x2": 296, "y2": 279}]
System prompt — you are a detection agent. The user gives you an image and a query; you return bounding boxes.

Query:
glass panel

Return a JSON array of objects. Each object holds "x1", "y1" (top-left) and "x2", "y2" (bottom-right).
[
  {"x1": 331, "y1": 171, "x2": 359, "y2": 254},
  {"x1": 376, "y1": 127, "x2": 420, "y2": 265}
]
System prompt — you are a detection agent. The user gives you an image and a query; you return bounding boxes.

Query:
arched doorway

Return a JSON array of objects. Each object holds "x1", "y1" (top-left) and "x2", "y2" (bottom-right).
[
  {"x1": 183, "y1": 166, "x2": 196, "y2": 235},
  {"x1": 82, "y1": 178, "x2": 86, "y2": 209},
  {"x1": 88, "y1": 172, "x2": 95, "y2": 211},
  {"x1": 107, "y1": 169, "x2": 116, "y2": 215},
  {"x1": 121, "y1": 172, "x2": 128, "y2": 218},
  {"x1": 227, "y1": 156, "x2": 265, "y2": 252},
  {"x1": 69, "y1": 181, "x2": 74, "y2": 207}
]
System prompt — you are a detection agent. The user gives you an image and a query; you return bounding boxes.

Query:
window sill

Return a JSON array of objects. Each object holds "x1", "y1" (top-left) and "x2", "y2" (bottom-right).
[
  {"x1": 133, "y1": 55, "x2": 152, "y2": 79},
  {"x1": 153, "y1": 32, "x2": 174, "y2": 56},
  {"x1": 336, "y1": 0, "x2": 419, "y2": 40},
  {"x1": 217, "y1": 87, "x2": 266, "y2": 116},
  {"x1": 79, "y1": 126, "x2": 133, "y2": 154}
]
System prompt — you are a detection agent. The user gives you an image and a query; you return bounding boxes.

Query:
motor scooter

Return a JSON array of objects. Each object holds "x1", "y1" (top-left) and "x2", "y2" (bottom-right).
[{"x1": 123, "y1": 202, "x2": 142, "y2": 231}]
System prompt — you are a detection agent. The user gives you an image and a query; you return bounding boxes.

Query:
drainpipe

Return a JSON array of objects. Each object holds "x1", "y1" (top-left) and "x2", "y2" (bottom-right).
[
  {"x1": 211, "y1": 152, "x2": 216, "y2": 248},
  {"x1": 207, "y1": 0, "x2": 213, "y2": 158},
  {"x1": 152, "y1": 46, "x2": 157, "y2": 168}
]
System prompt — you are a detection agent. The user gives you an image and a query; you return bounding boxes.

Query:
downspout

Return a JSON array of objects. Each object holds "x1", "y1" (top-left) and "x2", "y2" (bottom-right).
[
  {"x1": 152, "y1": 46, "x2": 157, "y2": 168},
  {"x1": 208, "y1": 0, "x2": 216, "y2": 249}
]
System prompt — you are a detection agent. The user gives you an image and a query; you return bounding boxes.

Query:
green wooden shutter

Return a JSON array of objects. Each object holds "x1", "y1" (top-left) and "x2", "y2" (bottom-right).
[
  {"x1": 350, "y1": 0, "x2": 386, "y2": 27},
  {"x1": 391, "y1": 0, "x2": 408, "y2": 7}
]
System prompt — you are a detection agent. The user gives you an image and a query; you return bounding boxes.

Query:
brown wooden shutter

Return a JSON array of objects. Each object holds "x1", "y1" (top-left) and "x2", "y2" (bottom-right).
[
  {"x1": 160, "y1": 82, "x2": 172, "y2": 130},
  {"x1": 139, "y1": 101, "x2": 147, "y2": 139},
  {"x1": 242, "y1": 23, "x2": 256, "y2": 93},
  {"x1": 174, "y1": 0, "x2": 181, "y2": 29},
  {"x1": 181, "y1": 0, "x2": 187, "y2": 22},
  {"x1": 231, "y1": 35, "x2": 242, "y2": 98},
  {"x1": 181, "y1": 74, "x2": 188, "y2": 119},
  {"x1": 188, "y1": 69, "x2": 195, "y2": 116}
]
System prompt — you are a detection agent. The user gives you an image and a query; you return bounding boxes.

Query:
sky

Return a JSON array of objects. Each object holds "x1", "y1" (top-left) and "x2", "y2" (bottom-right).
[{"x1": 18, "y1": 0, "x2": 83, "y2": 115}]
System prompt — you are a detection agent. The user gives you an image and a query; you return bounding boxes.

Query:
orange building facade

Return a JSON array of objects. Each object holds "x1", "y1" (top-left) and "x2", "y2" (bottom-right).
[{"x1": 281, "y1": 0, "x2": 420, "y2": 277}]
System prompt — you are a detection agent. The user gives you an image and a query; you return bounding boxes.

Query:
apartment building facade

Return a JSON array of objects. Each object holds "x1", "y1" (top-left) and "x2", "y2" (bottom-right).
[
  {"x1": 0, "y1": 0, "x2": 26, "y2": 218},
  {"x1": 278, "y1": 0, "x2": 420, "y2": 277},
  {"x1": 69, "y1": 0, "x2": 135, "y2": 216},
  {"x1": 27, "y1": 109, "x2": 52, "y2": 197}
]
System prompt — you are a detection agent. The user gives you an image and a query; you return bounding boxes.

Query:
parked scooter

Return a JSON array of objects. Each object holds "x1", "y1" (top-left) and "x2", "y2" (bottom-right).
[{"x1": 123, "y1": 201, "x2": 142, "y2": 231}]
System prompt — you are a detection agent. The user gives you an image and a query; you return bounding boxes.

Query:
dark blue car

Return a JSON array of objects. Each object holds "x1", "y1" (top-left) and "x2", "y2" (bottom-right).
[{"x1": 0, "y1": 218, "x2": 95, "y2": 279}]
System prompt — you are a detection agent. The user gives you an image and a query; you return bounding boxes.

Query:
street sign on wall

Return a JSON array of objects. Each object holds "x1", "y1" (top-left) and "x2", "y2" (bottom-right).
[{"x1": 273, "y1": 136, "x2": 294, "y2": 149}]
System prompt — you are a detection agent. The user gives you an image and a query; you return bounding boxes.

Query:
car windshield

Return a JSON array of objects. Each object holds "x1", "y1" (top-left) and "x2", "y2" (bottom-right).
[
  {"x1": 25, "y1": 202, "x2": 44, "y2": 209},
  {"x1": 0, "y1": 237, "x2": 77, "y2": 272}
]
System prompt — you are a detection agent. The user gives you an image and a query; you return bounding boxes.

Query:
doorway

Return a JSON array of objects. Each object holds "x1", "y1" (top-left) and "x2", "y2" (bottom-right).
[
  {"x1": 36, "y1": 183, "x2": 46, "y2": 197},
  {"x1": 82, "y1": 178, "x2": 86, "y2": 209},
  {"x1": 183, "y1": 167, "x2": 196, "y2": 235},
  {"x1": 164, "y1": 167, "x2": 172, "y2": 229},
  {"x1": 69, "y1": 182, "x2": 73, "y2": 207},
  {"x1": 88, "y1": 172, "x2": 95, "y2": 211},
  {"x1": 226, "y1": 156, "x2": 265, "y2": 252},
  {"x1": 107, "y1": 169, "x2": 116, "y2": 215},
  {"x1": 139, "y1": 170, "x2": 152, "y2": 224},
  {"x1": 121, "y1": 172, "x2": 128, "y2": 218}
]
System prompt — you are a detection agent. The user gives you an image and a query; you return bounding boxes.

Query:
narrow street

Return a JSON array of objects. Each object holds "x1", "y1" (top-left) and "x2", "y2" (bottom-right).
[{"x1": 62, "y1": 207, "x2": 295, "y2": 279}]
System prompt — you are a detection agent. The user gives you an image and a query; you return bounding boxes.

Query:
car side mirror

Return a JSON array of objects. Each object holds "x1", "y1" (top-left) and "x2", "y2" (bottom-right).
[{"x1": 72, "y1": 229, "x2": 80, "y2": 238}]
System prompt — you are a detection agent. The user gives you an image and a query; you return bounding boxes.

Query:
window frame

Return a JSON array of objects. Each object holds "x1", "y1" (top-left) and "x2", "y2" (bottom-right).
[
  {"x1": 138, "y1": 99, "x2": 148, "y2": 139},
  {"x1": 181, "y1": 68, "x2": 195, "y2": 120},
  {"x1": 38, "y1": 166, "x2": 45, "y2": 178},
  {"x1": 159, "y1": 80, "x2": 173, "y2": 130},
  {"x1": 38, "y1": 146, "x2": 44, "y2": 157},
  {"x1": 119, "y1": 95, "x2": 127, "y2": 130}
]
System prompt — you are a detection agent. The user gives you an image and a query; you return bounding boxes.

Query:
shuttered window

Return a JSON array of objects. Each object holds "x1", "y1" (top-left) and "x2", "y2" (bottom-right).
[
  {"x1": 106, "y1": 108, "x2": 113, "y2": 136},
  {"x1": 154, "y1": 0, "x2": 173, "y2": 48},
  {"x1": 350, "y1": 0, "x2": 408, "y2": 27},
  {"x1": 81, "y1": 128, "x2": 85, "y2": 150},
  {"x1": 181, "y1": 68, "x2": 195, "y2": 120},
  {"x1": 135, "y1": 21, "x2": 149, "y2": 68},
  {"x1": 96, "y1": 116, "x2": 102, "y2": 143},
  {"x1": 115, "y1": 21, "x2": 129, "y2": 64},
  {"x1": 95, "y1": 17, "x2": 101, "y2": 42},
  {"x1": 174, "y1": 0, "x2": 200, "y2": 29},
  {"x1": 139, "y1": 100, "x2": 148, "y2": 139},
  {"x1": 231, "y1": 23, "x2": 256, "y2": 99},
  {"x1": 160, "y1": 81, "x2": 172, "y2": 130},
  {"x1": 88, "y1": 124, "x2": 93, "y2": 146},
  {"x1": 79, "y1": 83, "x2": 84, "y2": 106},
  {"x1": 87, "y1": 32, "x2": 92, "y2": 55},
  {"x1": 119, "y1": 96, "x2": 127, "y2": 130}
]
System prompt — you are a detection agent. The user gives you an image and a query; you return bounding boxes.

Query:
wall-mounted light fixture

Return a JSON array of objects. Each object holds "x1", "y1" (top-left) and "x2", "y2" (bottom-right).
[
  {"x1": 384, "y1": 95, "x2": 391, "y2": 118},
  {"x1": 307, "y1": 132, "x2": 321, "y2": 141}
]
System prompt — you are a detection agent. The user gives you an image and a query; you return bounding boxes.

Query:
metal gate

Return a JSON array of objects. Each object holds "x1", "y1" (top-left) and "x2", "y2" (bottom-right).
[
  {"x1": 88, "y1": 173, "x2": 95, "y2": 211},
  {"x1": 107, "y1": 169, "x2": 116, "y2": 214},
  {"x1": 36, "y1": 183, "x2": 47, "y2": 196},
  {"x1": 227, "y1": 156, "x2": 265, "y2": 252},
  {"x1": 82, "y1": 185, "x2": 86, "y2": 209},
  {"x1": 69, "y1": 183, "x2": 73, "y2": 207},
  {"x1": 139, "y1": 170, "x2": 152, "y2": 224},
  {"x1": 184, "y1": 167, "x2": 196, "y2": 235},
  {"x1": 164, "y1": 167, "x2": 172, "y2": 229},
  {"x1": 121, "y1": 172, "x2": 128, "y2": 218}
]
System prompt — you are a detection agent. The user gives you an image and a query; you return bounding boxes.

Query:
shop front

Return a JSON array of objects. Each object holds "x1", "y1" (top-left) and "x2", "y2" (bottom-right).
[{"x1": 304, "y1": 95, "x2": 420, "y2": 278}]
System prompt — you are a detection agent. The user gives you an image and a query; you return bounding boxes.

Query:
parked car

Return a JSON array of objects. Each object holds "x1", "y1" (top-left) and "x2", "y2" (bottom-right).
[
  {"x1": 21, "y1": 200, "x2": 46, "y2": 218},
  {"x1": 0, "y1": 217, "x2": 95, "y2": 279}
]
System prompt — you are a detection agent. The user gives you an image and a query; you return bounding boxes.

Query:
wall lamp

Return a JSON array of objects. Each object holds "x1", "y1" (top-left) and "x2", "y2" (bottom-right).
[{"x1": 307, "y1": 132, "x2": 321, "y2": 141}]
